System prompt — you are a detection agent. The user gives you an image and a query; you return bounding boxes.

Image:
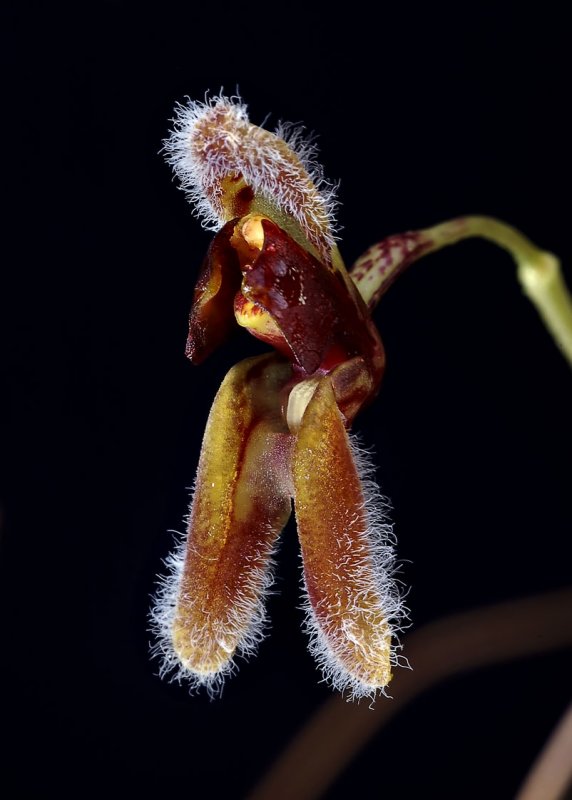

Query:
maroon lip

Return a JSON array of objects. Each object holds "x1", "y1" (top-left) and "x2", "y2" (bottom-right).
[{"x1": 185, "y1": 216, "x2": 385, "y2": 406}]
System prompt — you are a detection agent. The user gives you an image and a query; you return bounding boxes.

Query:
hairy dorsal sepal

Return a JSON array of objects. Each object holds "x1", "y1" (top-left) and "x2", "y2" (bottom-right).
[{"x1": 163, "y1": 93, "x2": 339, "y2": 264}]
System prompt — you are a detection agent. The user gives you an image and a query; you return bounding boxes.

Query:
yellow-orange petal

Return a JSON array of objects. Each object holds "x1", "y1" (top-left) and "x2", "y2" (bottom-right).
[
  {"x1": 152, "y1": 354, "x2": 293, "y2": 693},
  {"x1": 233, "y1": 292, "x2": 295, "y2": 362},
  {"x1": 292, "y1": 377, "x2": 403, "y2": 699}
]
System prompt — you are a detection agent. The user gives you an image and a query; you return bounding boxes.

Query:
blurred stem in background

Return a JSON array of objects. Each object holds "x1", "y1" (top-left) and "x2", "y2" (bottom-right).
[
  {"x1": 250, "y1": 588, "x2": 572, "y2": 800},
  {"x1": 517, "y1": 701, "x2": 572, "y2": 800}
]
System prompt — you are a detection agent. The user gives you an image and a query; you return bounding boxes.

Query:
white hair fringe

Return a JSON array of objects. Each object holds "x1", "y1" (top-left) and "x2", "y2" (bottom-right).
[
  {"x1": 162, "y1": 92, "x2": 339, "y2": 259},
  {"x1": 151, "y1": 434, "x2": 408, "y2": 700},
  {"x1": 301, "y1": 433, "x2": 409, "y2": 702},
  {"x1": 149, "y1": 495, "x2": 280, "y2": 698}
]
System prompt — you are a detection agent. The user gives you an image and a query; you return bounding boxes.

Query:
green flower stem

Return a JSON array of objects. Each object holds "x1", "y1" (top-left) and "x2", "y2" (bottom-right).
[
  {"x1": 352, "y1": 216, "x2": 572, "y2": 368},
  {"x1": 430, "y1": 217, "x2": 572, "y2": 367}
]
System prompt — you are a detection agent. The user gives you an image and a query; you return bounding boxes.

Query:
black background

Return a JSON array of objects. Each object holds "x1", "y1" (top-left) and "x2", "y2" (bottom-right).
[{"x1": 2, "y1": 3, "x2": 571, "y2": 798}]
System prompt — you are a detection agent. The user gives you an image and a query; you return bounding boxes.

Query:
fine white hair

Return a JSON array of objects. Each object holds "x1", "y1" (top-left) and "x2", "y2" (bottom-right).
[
  {"x1": 150, "y1": 506, "x2": 280, "y2": 699},
  {"x1": 301, "y1": 434, "x2": 409, "y2": 702},
  {"x1": 162, "y1": 92, "x2": 339, "y2": 260}
]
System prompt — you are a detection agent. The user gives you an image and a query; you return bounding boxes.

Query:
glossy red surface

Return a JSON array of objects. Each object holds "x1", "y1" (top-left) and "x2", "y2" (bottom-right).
[{"x1": 242, "y1": 219, "x2": 384, "y2": 384}]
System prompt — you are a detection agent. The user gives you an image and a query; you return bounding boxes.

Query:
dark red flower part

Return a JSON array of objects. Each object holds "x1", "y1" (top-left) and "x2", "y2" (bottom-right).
[{"x1": 186, "y1": 214, "x2": 385, "y2": 422}]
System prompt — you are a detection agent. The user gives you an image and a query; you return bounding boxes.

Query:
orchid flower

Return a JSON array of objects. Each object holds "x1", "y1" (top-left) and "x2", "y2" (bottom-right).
[{"x1": 152, "y1": 95, "x2": 572, "y2": 700}]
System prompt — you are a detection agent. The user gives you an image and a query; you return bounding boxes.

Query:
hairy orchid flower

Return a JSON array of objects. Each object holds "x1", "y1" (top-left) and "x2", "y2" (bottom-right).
[
  {"x1": 151, "y1": 95, "x2": 405, "y2": 700},
  {"x1": 151, "y1": 94, "x2": 570, "y2": 700}
]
